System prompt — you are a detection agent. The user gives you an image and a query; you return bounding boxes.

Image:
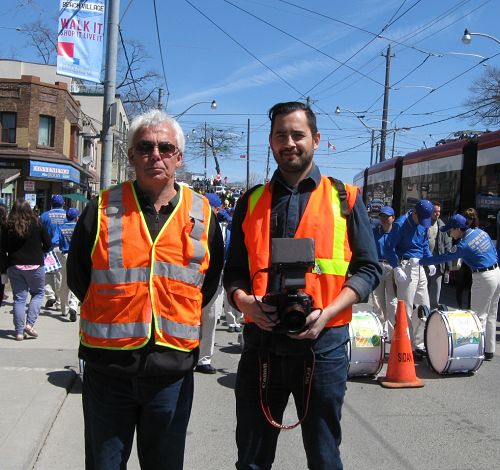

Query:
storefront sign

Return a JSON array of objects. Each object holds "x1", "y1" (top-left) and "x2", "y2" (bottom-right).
[
  {"x1": 24, "y1": 180, "x2": 35, "y2": 191},
  {"x1": 30, "y1": 160, "x2": 80, "y2": 184}
]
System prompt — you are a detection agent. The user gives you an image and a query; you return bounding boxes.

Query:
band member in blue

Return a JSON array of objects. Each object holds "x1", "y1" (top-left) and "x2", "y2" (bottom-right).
[{"x1": 410, "y1": 214, "x2": 499, "y2": 361}]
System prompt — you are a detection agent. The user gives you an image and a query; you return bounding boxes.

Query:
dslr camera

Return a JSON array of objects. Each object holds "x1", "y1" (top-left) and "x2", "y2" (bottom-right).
[{"x1": 261, "y1": 238, "x2": 315, "y2": 334}]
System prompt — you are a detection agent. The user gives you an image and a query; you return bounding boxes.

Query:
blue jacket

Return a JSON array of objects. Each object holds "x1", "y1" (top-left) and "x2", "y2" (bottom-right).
[
  {"x1": 384, "y1": 210, "x2": 432, "y2": 268},
  {"x1": 40, "y1": 208, "x2": 66, "y2": 248},
  {"x1": 58, "y1": 220, "x2": 77, "y2": 253},
  {"x1": 372, "y1": 225, "x2": 391, "y2": 261},
  {"x1": 419, "y1": 228, "x2": 498, "y2": 271}
]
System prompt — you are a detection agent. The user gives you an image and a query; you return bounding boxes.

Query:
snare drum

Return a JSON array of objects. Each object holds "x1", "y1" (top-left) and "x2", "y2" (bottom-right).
[
  {"x1": 424, "y1": 309, "x2": 484, "y2": 374},
  {"x1": 348, "y1": 311, "x2": 385, "y2": 377}
]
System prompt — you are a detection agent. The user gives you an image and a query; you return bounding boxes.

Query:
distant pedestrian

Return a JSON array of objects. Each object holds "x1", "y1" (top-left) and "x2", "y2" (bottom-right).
[
  {"x1": 426, "y1": 202, "x2": 452, "y2": 309},
  {"x1": 414, "y1": 214, "x2": 499, "y2": 361},
  {"x1": 0, "y1": 202, "x2": 8, "y2": 306},
  {"x1": 40, "y1": 194, "x2": 66, "y2": 310},
  {"x1": 371, "y1": 206, "x2": 397, "y2": 340},
  {"x1": 2, "y1": 199, "x2": 51, "y2": 341},
  {"x1": 58, "y1": 208, "x2": 80, "y2": 322}
]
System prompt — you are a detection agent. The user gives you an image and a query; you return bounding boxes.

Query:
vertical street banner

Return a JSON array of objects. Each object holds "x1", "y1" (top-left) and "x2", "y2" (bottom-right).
[{"x1": 56, "y1": 1, "x2": 106, "y2": 83}]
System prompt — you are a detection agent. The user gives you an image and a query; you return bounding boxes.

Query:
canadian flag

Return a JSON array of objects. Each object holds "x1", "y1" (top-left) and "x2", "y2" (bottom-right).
[{"x1": 328, "y1": 140, "x2": 336, "y2": 151}]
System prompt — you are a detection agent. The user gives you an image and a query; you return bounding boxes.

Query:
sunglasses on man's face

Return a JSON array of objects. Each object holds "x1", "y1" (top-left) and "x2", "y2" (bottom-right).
[{"x1": 134, "y1": 140, "x2": 179, "y2": 157}]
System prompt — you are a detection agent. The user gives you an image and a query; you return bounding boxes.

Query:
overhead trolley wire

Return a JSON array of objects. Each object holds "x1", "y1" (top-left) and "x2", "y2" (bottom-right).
[
  {"x1": 184, "y1": 0, "x2": 304, "y2": 97},
  {"x1": 152, "y1": 0, "x2": 170, "y2": 108}
]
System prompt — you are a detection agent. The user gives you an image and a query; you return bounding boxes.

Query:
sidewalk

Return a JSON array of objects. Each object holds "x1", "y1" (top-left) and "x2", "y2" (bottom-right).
[{"x1": 0, "y1": 287, "x2": 80, "y2": 470}]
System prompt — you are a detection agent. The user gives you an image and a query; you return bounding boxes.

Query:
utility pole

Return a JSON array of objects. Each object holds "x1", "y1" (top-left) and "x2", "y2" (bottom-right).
[
  {"x1": 391, "y1": 125, "x2": 397, "y2": 159},
  {"x1": 157, "y1": 88, "x2": 164, "y2": 110},
  {"x1": 265, "y1": 146, "x2": 271, "y2": 181},
  {"x1": 379, "y1": 44, "x2": 394, "y2": 163},
  {"x1": 100, "y1": 0, "x2": 120, "y2": 190},
  {"x1": 246, "y1": 119, "x2": 250, "y2": 190},
  {"x1": 204, "y1": 123, "x2": 208, "y2": 191},
  {"x1": 370, "y1": 129, "x2": 375, "y2": 166}
]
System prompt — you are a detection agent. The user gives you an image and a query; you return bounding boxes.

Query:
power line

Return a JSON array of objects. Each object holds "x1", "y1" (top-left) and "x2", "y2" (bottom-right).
[{"x1": 152, "y1": 0, "x2": 170, "y2": 108}]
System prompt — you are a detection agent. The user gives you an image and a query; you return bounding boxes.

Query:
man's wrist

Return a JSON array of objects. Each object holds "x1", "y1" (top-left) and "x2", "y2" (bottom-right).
[{"x1": 230, "y1": 288, "x2": 247, "y2": 311}]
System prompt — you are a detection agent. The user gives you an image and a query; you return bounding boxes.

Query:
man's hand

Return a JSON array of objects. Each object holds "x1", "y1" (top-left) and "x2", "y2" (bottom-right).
[
  {"x1": 394, "y1": 266, "x2": 407, "y2": 283},
  {"x1": 288, "y1": 309, "x2": 327, "y2": 341},
  {"x1": 409, "y1": 257, "x2": 420, "y2": 267},
  {"x1": 427, "y1": 265, "x2": 436, "y2": 276},
  {"x1": 233, "y1": 290, "x2": 278, "y2": 332}
]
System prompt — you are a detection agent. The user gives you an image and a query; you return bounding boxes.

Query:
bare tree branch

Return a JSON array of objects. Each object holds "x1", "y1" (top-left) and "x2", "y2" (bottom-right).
[{"x1": 463, "y1": 67, "x2": 500, "y2": 127}]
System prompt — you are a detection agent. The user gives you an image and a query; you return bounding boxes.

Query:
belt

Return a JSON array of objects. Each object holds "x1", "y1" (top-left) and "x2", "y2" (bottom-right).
[
  {"x1": 379, "y1": 259, "x2": 389, "y2": 263},
  {"x1": 401, "y1": 256, "x2": 411, "y2": 261},
  {"x1": 472, "y1": 263, "x2": 498, "y2": 273}
]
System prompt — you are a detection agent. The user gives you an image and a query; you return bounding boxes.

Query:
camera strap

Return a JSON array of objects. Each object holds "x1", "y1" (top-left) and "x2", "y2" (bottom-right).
[{"x1": 258, "y1": 348, "x2": 315, "y2": 430}]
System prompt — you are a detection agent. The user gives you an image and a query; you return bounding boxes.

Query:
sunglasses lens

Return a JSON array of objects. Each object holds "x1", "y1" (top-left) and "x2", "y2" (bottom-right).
[
  {"x1": 158, "y1": 143, "x2": 176, "y2": 154},
  {"x1": 136, "y1": 141, "x2": 154, "y2": 153}
]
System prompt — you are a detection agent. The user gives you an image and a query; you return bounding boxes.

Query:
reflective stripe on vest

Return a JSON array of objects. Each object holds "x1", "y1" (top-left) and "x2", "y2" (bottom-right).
[{"x1": 314, "y1": 184, "x2": 349, "y2": 276}]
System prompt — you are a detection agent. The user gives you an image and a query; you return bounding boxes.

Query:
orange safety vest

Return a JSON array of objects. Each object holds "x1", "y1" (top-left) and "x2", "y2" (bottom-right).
[
  {"x1": 80, "y1": 182, "x2": 211, "y2": 352},
  {"x1": 242, "y1": 176, "x2": 358, "y2": 327}
]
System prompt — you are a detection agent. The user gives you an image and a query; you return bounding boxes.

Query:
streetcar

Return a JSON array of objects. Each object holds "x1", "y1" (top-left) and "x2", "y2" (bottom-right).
[{"x1": 353, "y1": 129, "x2": 500, "y2": 238}]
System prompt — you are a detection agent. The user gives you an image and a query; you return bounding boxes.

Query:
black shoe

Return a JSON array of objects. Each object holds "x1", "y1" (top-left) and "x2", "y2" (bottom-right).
[
  {"x1": 195, "y1": 364, "x2": 216, "y2": 374},
  {"x1": 413, "y1": 348, "x2": 427, "y2": 360},
  {"x1": 234, "y1": 326, "x2": 242, "y2": 333},
  {"x1": 45, "y1": 299, "x2": 56, "y2": 309},
  {"x1": 227, "y1": 326, "x2": 235, "y2": 333},
  {"x1": 69, "y1": 309, "x2": 77, "y2": 322},
  {"x1": 484, "y1": 352, "x2": 494, "y2": 361}
]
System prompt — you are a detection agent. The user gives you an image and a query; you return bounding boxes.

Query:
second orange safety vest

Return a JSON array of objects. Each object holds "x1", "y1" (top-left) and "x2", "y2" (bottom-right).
[{"x1": 242, "y1": 176, "x2": 358, "y2": 327}]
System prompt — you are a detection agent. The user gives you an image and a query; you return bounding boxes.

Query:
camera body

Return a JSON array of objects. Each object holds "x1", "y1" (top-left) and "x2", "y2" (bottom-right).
[{"x1": 261, "y1": 238, "x2": 315, "y2": 334}]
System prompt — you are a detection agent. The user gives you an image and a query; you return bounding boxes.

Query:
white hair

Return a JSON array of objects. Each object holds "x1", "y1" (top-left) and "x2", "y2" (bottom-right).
[{"x1": 127, "y1": 109, "x2": 185, "y2": 153}]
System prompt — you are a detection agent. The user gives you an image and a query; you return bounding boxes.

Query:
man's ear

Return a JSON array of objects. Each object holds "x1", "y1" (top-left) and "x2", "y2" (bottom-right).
[{"x1": 313, "y1": 132, "x2": 320, "y2": 150}]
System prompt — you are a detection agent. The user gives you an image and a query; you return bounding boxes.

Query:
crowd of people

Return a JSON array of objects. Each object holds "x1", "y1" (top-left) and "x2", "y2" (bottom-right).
[
  {"x1": 0, "y1": 101, "x2": 498, "y2": 470},
  {"x1": 372, "y1": 199, "x2": 499, "y2": 362},
  {"x1": 0, "y1": 196, "x2": 80, "y2": 341}
]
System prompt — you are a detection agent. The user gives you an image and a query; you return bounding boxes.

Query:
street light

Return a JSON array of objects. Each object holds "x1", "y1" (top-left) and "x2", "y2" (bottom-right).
[
  {"x1": 462, "y1": 29, "x2": 500, "y2": 45},
  {"x1": 173, "y1": 100, "x2": 217, "y2": 119},
  {"x1": 335, "y1": 106, "x2": 375, "y2": 131}
]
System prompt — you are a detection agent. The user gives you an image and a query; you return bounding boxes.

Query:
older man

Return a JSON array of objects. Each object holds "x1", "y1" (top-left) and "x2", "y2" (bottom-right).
[{"x1": 68, "y1": 109, "x2": 224, "y2": 470}]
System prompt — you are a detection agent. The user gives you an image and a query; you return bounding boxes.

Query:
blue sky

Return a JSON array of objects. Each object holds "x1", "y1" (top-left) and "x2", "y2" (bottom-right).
[{"x1": 1, "y1": 0, "x2": 499, "y2": 185}]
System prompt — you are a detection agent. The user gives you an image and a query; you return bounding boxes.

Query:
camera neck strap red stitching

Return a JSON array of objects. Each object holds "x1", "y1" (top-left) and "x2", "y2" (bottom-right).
[{"x1": 258, "y1": 348, "x2": 315, "y2": 430}]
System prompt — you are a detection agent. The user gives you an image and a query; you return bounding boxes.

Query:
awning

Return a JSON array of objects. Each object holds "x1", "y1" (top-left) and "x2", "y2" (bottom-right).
[{"x1": 63, "y1": 193, "x2": 89, "y2": 203}]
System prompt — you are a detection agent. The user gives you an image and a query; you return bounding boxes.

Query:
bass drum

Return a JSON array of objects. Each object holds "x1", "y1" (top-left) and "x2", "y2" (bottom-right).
[
  {"x1": 424, "y1": 309, "x2": 484, "y2": 374},
  {"x1": 348, "y1": 311, "x2": 385, "y2": 378}
]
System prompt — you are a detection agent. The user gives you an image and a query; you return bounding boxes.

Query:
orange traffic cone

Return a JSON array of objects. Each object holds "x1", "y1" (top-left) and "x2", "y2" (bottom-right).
[{"x1": 378, "y1": 300, "x2": 424, "y2": 388}]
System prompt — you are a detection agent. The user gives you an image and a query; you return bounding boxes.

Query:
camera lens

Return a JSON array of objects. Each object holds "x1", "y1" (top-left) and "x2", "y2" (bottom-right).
[{"x1": 284, "y1": 305, "x2": 307, "y2": 333}]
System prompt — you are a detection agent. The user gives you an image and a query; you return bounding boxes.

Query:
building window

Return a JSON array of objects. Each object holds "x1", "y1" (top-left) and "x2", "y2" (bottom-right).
[
  {"x1": 0, "y1": 112, "x2": 17, "y2": 143},
  {"x1": 38, "y1": 115, "x2": 55, "y2": 146}
]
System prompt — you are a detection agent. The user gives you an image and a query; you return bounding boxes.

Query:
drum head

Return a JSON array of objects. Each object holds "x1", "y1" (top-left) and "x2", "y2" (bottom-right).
[{"x1": 425, "y1": 312, "x2": 449, "y2": 373}]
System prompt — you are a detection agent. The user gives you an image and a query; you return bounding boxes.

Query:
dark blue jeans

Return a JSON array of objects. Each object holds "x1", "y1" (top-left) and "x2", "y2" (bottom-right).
[
  {"x1": 82, "y1": 366, "x2": 194, "y2": 470},
  {"x1": 235, "y1": 325, "x2": 349, "y2": 470}
]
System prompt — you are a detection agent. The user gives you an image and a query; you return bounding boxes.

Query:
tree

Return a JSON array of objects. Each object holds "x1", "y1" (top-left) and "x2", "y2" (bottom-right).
[
  {"x1": 185, "y1": 125, "x2": 243, "y2": 180},
  {"x1": 464, "y1": 67, "x2": 500, "y2": 127},
  {"x1": 21, "y1": 19, "x2": 57, "y2": 64}
]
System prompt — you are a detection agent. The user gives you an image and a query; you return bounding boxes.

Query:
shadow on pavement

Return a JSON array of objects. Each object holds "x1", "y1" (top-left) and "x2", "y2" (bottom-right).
[
  {"x1": 217, "y1": 371, "x2": 236, "y2": 389},
  {"x1": 219, "y1": 344, "x2": 242, "y2": 354},
  {"x1": 47, "y1": 369, "x2": 78, "y2": 390}
]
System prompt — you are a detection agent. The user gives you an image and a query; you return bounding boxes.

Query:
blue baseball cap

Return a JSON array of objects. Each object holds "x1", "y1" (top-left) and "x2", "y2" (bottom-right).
[
  {"x1": 205, "y1": 193, "x2": 221, "y2": 208},
  {"x1": 440, "y1": 214, "x2": 467, "y2": 232},
  {"x1": 51, "y1": 194, "x2": 64, "y2": 207},
  {"x1": 415, "y1": 199, "x2": 433, "y2": 228},
  {"x1": 379, "y1": 206, "x2": 394, "y2": 217},
  {"x1": 66, "y1": 208, "x2": 80, "y2": 220}
]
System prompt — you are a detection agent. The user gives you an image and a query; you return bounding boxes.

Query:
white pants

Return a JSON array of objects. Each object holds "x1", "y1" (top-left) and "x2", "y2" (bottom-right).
[
  {"x1": 372, "y1": 261, "x2": 398, "y2": 340},
  {"x1": 395, "y1": 261, "x2": 430, "y2": 350},
  {"x1": 224, "y1": 291, "x2": 243, "y2": 327},
  {"x1": 471, "y1": 267, "x2": 500, "y2": 354},
  {"x1": 60, "y1": 253, "x2": 79, "y2": 316},
  {"x1": 198, "y1": 285, "x2": 224, "y2": 366}
]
